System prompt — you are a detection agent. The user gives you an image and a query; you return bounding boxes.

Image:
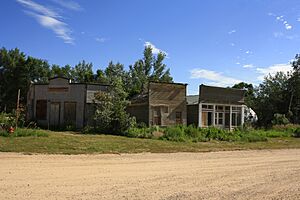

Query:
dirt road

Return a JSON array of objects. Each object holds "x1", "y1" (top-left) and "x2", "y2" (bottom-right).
[{"x1": 0, "y1": 149, "x2": 299, "y2": 200}]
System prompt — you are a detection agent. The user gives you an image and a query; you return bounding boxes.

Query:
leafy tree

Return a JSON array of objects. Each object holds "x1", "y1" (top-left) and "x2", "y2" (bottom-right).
[
  {"x1": 95, "y1": 69, "x2": 108, "y2": 84},
  {"x1": 252, "y1": 72, "x2": 290, "y2": 127},
  {"x1": 0, "y1": 47, "x2": 50, "y2": 111},
  {"x1": 104, "y1": 61, "x2": 128, "y2": 84},
  {"x1": 288, "y1": 54, "x2": 300, "y2": 123},
  {"x1": 50, "y1": 64, "x2": 73, "y2": 79},
  {"x1": 94, "y1": 62, "x2": 135, "y2": 134},
  {"x1": 232, "y1": 82, "x2": 255, "y2": 107},
  {"x1": 72, "y1": 60, "x2": 94, "y2": 83},
  {"x1": 128, "y1": 46, "x2": 173, "y2": 97}
]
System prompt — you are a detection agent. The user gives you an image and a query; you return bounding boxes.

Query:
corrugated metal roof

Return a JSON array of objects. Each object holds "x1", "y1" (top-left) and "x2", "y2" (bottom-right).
[{"x1": 187, "y1": 95, "x2": 199, "y2": 105}]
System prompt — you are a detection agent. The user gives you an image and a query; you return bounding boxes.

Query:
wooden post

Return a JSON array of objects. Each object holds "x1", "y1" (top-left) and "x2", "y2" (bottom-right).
[
  {"x1": 198, "y1": 102, "x2": 202, "y2": 128},
  {"x1": 229, "y1": 105, "x2": 232, "y2": 131},
  {"x1": 16, "y1": 89, "x2": 20, "y2": 129}
]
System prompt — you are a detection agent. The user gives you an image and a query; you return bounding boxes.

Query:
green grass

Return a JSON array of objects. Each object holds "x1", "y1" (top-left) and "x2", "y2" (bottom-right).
[
  {"x1": 0, "y1": 128, "x2": 49, "y2": 137},
  {"x1": 0, "y1": 130, "x2": 299, "y2": 154}
]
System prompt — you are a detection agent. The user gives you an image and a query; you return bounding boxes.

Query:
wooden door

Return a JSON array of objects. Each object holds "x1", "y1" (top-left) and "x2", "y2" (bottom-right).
[{"x1": 50, "y1": 103, "x2": 60, "y2": 128}]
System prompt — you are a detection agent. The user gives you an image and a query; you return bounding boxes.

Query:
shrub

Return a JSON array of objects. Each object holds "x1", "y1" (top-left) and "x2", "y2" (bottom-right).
[
  {"x1": 240, "y1": 131, "x2": 267, "y2": 142},
  {"x1": 204, "y1": 127, "x2": 240, "y2": 142},
  {"x1": 293, "y1": 128, "x2": 300, "y2": 138},
  {"x1": 0, "y1": 112, "x2": 15, "y2": 129},
  {"x1": 81, "y1": 125, "x2": 95, "y2": 134},
  {"x1": 184, "y1": 125, "x2": 207, "y2": 142},
  {"x1": 126, "y1": 127, "x2": 153, "y2": 139},
  {"x1": 0, "y1": 129, "x2": 10, "y2": 137},
  {"x1": 162, "y1": 126, "x2": 186, "y2": 142},
  {"x1": 272, "y1": 124, "x2": 300, "y2": 133},
  {"x1": 271, "y1": 113, "x2": 290, "y2": 125}
]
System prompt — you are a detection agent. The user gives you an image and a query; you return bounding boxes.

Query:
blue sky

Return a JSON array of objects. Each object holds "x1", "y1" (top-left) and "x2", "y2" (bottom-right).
[{"x1": 1, "y1": 0, "x2": 300, "y2": 94}]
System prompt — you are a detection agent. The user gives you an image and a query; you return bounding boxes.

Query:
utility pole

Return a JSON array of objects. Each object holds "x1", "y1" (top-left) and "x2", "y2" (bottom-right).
[{"x1": 16, "y1": 89, "x2": 20, "y2": 129}]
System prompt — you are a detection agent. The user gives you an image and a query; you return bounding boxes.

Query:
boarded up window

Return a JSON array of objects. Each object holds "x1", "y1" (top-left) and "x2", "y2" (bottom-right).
[
  {"x1": 64, "y1": 102, "x2": 76, "y2": 124},
  {"x1": 176, "y1": 112, "x2": 182, "y2": 124},
  {"x1": 36, "y1": 100, "x2": 47, "y2": 120},
  {"x1": 161, "y1": 106, "x2": 169, "y2": 114},
  {"x1": 152, "y1": 107, "x2": 161, "y2": 126}
]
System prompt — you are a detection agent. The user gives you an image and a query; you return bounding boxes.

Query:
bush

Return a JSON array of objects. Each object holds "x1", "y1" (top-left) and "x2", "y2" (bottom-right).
[
  {"x1": 272, "y1": 113, "x2": 290, "y2": 125},
  {"x1": 81, "y1": 125, "x2": 95, "y2": 134},
  {"x1": 239, "y1": 131, "x2": 268, "y2": 142},
  {"x1": 293, "y1": 128, "x2": 300, "y2": 138},
  {"x1": 162, "y1": 126, "x2": 186, "y2": 142},
  {"x1": 126, "y1": 127, "x2": 153, "y2": 139},
  {"x1": 0, "y1": 112, "x2": 15, "y2": 129},
  {"x1": 272, "y1": 124, "x2": 300, "y2": 133},
  {"x1": 184, "y1": 125, "x2": 207, "y2": 142}
]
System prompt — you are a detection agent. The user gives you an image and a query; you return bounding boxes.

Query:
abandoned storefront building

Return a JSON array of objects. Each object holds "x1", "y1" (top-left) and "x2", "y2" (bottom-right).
[
  {"x1": 187, "y1": 84, "x2": 246, "y2": 129},
  {"x1": 127, "y1": 82, "x2": 187, "y2": 126},
  {"x1": 27, "y1": 77, "x2": 108, "y2": 129}
]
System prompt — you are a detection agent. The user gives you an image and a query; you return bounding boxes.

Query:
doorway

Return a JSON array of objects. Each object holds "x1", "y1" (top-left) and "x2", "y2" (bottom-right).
[{"x1": 50, "y1": 102, "x2": 60, "y2": 128}]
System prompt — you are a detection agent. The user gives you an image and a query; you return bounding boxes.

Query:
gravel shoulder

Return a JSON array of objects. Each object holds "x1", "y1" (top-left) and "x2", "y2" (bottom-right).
[{"x1": 0, "y1": 149, "x2": 300, "y2": 200}]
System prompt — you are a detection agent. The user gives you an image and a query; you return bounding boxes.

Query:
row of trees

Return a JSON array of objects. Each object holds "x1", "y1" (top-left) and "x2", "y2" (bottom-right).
[
  {"x1": 0, "y1": 46, "x2": 172, "y2": 112},
  {"x1": 233, "y1": 54, "x2": 300, "y2": 127},
  {"x1": 2, "y1": 46, "x2": 300, "y2": 129}
]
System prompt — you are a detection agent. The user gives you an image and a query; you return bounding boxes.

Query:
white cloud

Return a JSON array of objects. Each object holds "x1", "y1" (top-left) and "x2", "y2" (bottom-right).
[
  {"x1": 51, "y1": 0, "x2": 83, "y2": 11},
  {"x1": 268, "y1": 12, "x2": 275, "y2": 16},
  {"x1": 190, "y1": 69, "x2": 242, "y2": 87},
  {"x1": 95, "y1": 37, "x2": 107, "y2": 43},
  {"x1": 256, "y1": 63, "x2": 292, "y2": 81},
  {"x1": 271, "y1": 13, "x2": 293, "y2": 30},
  {"x1": 243, "y1": 64, "x2": 254, "y2": 68},
  {"x1": 236, "y1": 62, "x2": 241, "y2": 65},
  {"x1": 228, "y1": 30, "x2": 236, "y2": 34},
  {"x1": 144, "y1": 41, "x2": 168, "y2": 56},
  {"x1": 16, "y1": 0, "x2": 74, "y2": 44},
  {"x1": 245, "y1": 50, "x2": 253, "y2": 54},
  {"x1": 17, "y1": 0, "x2": 60, "y2": 18},
  {"x1": 230, "y1": 43, "x2": 235, "y2": 46},
  {"x1": 28, "y1": 12, "x2": 73, "y2": 44}
]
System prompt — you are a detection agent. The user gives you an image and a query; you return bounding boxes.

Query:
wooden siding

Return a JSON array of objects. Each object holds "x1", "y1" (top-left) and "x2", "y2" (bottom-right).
[
  {"x1": 149, "y1": 82, "x2": 187, "y2": 126},
  {"x1": 127, "y1": 103, "x2": 149, "y2": 125},
  {"x1": 187, "y1": 104, "x2": 199, "y2": 126}
]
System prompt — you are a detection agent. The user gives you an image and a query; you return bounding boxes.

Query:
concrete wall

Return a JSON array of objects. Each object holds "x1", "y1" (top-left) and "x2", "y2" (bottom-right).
[
  {"x1": 32, "y1": 80, "x2": 86, "y2": 129},
  {"x1": 27, "y1": 77, "x2": 107, "y2": 129}
]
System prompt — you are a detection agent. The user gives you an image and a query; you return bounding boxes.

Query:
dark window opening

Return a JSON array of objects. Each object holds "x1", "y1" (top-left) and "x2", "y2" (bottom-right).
[
  {"x1": 36, "y1": 100, "x2": 47, "y2": 120},
  {"x1": 176, "y1": 112, "x2": 182, "y2": 124}
]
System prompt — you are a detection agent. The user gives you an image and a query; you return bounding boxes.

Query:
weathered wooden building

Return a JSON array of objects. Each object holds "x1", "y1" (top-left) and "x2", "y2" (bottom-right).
[
  {"x1": 186, "y1": 95, "x2": 199, "y2": 126},
  {"x1": 127, "y1": 82, "x2": 187, "y2": 126},
  {"x1": 27, "y1": 77, "x2": 108, "y2": 129},
  {"x1": 187, "y1": 84, "x2": 246, "y2": 129}
]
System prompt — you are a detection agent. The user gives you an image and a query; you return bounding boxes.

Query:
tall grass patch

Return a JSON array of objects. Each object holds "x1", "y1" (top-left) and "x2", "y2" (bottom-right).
[{"x1": 0, "y1": 128, "x2": 48, "y2": 137}]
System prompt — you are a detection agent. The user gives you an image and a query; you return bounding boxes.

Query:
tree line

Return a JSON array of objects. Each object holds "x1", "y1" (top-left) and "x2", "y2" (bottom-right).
[
  {"x1": 1, "y1": 46, "x2": 300, "y2": 128},
  {"x1": 233, "y1": 55, "x2": 300, "y2": 127},
  {"x1": 0, "y1": 46, "x2": 172, "y2": 112}
]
